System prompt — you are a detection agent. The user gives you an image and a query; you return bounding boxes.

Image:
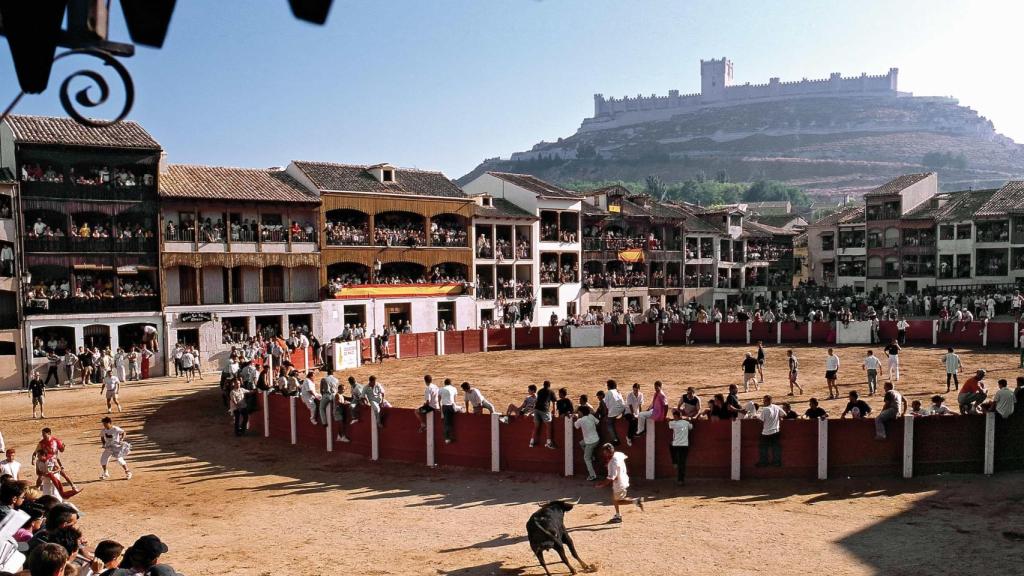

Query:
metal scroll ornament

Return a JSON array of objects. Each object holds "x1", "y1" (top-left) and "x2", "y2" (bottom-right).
[{"x1": 53, "y1": 48, "x2": 135, "y2": 128}]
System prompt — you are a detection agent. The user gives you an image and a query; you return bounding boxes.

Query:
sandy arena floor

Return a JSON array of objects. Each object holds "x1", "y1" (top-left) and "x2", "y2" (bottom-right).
[{"x1": 0, "y1": 343, "x2": 1021, "y2": 576}]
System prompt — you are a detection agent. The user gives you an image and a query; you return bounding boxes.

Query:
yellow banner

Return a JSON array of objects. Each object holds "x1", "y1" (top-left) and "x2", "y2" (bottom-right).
[
  {"x1": 332, "y1": 283, "x2": 464, "y2": 299},
  {"x1": 618, "y1": 248, "x2": 644, "y2": 263}
]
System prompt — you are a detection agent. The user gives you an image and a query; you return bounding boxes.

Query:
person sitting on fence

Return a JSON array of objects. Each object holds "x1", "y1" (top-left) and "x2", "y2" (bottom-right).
[
  {"x1": 577, "y1": 394, "x2": 597, "y2": 419},
  {"x1": 804, "y1": 397, "x2": 828, "y2": 419},
  {"x1": 957, "y1": 370, "x2": 988, "y2": 414},
  {"x1": 780, "y1": 402, "x2": 799, "y2": 419},
  {"x1": 439, "y1": 378, "x2": 459, "y2": 444},
  {"x1": 530, "y1": 380, "x2": 557, "y2": 449},
  {"x1": 841, "y1": 391, "x2": 872, "y2": 419},
  {"x1": 982, "y1": 378, "x2": 1016, "y2": 420},
  {"x1": 702, "y1": 394, "x2": 734, "y2": 421},
  {"x1": 299, "y1": 371, "x2": 320, "y2": 425},
  {"x1": 635, "y1": 380, "x2": 668, "y2": 437},
  {"x1": 416, "y1": 375, "x2": 440, "y2": 432},
  {"x1": 364, "y1": 375, "x2": 387, "y2": 428},
  {"x1": 503, "y1": 384, "x2": 537, "y2": 420},
  {"x1": 725, "y1": 385, "x2": 745, "y2": 419},
  {"x1": 874, "y1": 382, "x2": 907, "y2": 440},
  {"x1": 462, "y1": 382, "x2": 495, "y2": 414},
  {"x1": 755, "y1": 396, "x2": 784, "y2": 467},
  {"x1": 677, "y1": 387, "x2": 701, "y2": 419},
  {"x1": 555, "y1": 387, "x2": 574, "y2": 418},
  {"x1": 909, "y1": 400, "x2": 930, "y2": 417},
  {"x1": 928, "y1": 395, "x2": 955, "y2": 416},
  {"x1": 624, "y1": 383, "x2": 643, "y2": 447},
  {"x1": 602, "y1": 380, "x2": 626, "y2": 446}
]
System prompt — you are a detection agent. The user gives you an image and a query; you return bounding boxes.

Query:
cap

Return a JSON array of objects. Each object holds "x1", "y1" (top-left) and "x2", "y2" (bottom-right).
[{"x1": 129, "y1": 535, "x2": 168, "y2": 558}]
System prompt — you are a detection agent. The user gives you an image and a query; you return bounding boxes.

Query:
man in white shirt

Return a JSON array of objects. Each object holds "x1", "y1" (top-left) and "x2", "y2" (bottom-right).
[
  {"x1": 624, "y1": 383, "x2": 644, "y2": 447},
  {"x1": 862, "y1": 350, "x2": 881, "y2": 396},
  {"x1": 942, "y1": 347, "x2": 962, "y2": 392},
  {"x1": 318, "y1": 369, "x2": 340, "y2": 427},
  {"x1": 574, "y1": 406, "x2": 601, "y2": 481},
  {"x1": 179, "y1": 349, "x2": 195, "y2": 383},
  {"x1": 825, "y1": 349, "x2": 841, "y2": 400},
  {"x1": 100, "y1": 370, "x2": 122, "y2": 414},
  {"x1": 668, "y1": 409, "x2": 693, "y2": 485},
  {"x1": 299, "y1": 371, "x2": 320, "y2": 425},
  {"x1": 461, "y1": 382, "x2": 495, "y2": 414},
  {"x1": 0, "y1": 449, "x2": 21, "y2": 480},
  {"x1": 596, "y1": 443, "x2": 643, "y2": 523},
  {"x1": 99, "y1": 417, "x2": 131, "y2": 480},
  {"x1": 756, "y1": 395, "x2": 784, "y2": 467},
  {"x1": 602, "y1": 380, "x2": 626, "y2": 445},
  {"x1": 438, "y1": 378, "x2": 459, "y2": 444},
  {"x1": 172, "y1": 343, "x2": 184, "y2": 377},
  {"x1": 896, "y1": 317, "x2": 909, "y2": 346},
  {"x1": 416, "y1": 375, "x2": 440, "y2": 432},
  {"x1": 986, "y1": 378, "x2": 1016, "y2": 420}
]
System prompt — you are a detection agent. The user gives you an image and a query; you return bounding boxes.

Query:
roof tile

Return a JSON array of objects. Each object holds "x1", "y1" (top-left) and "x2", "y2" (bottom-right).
[
  {"x1": 487, "y1": 172, "x2": 579, "y2": 199},
  {"x1": 160, "y1": 164, "x2": 319, "y2": 204},
  {"x1": 976, "y1": 181, "x2": 1024, "y2": 217},
  {"x1": 293, "y1": 161, "x2": 466, "y2": 198},
  {"x1": 4, "y1": 114, "x2": 160, "y2": 149},
  {"x1": 864, "y1": 173, "x2": 933, "y2": 197}
]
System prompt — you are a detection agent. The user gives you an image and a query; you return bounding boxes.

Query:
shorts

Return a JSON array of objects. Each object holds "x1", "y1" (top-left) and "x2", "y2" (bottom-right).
[
  {"x1": 32, "y1": 395, "x2": 44, "y2": 406},
  {"x1": 789, "y1": 371, "x2": 798, "y2": 382},
  {"x1": 417, "y1": 404, "x2": 436, "y2": 415},
  {"x1": 106, "y1": 392, "x2": 118, "y2": 400},
  {"x1": 744, "y1": 372, "x2": 756, "y2": 381},
  {"x1": 612, "y1": 487, "x2": 629, "y2": 501},
  {"x1": 825, "y1": 370, "x2": 838, "y2": 380},
  {"x1": 757, "y1": 358, "x2": 765, "y2": 366},
  {"x1": 533, "y1": 409, "x2": 552, "y2": 423}
]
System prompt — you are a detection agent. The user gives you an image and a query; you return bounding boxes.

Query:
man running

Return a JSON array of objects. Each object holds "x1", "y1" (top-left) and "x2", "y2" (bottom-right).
[
  {"x1": 595, "y1": 443, "x2": 643, "y2": 523},
  {"x1": 786, "y1": 350, "x2": 803, "y2": 395},
  {"x1": 32, "y1": 428, "x2": 79, "y2": 495},
  {"x1": 99, "y1": 417, "x2": 131, "y2": 480},
  {"x1": 741, "y1": 352, "x2": 759, "y2": 392},
  {"x1": 100, "y1": 370, "x2": 123, "y2": 413}
]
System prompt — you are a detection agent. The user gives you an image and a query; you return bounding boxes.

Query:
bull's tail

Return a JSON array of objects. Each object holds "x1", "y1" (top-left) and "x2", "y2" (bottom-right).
[{"x1": 529, "y1": 517, "x2": 558, "y2": 542}]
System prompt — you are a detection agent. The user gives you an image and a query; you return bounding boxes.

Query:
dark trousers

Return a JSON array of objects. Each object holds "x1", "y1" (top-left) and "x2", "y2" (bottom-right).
[
  {"x1": 898, "y1": 330, "x2": 906, "y2": 345},
  {"x1": 441, "y1": 405, "x2": 456, "y2": 442},
  {"x1": 174, "y1": 358, "x2": 182, "y2": 376},
  {"x1": 758, "y1": 432, "x2": 781, "y2": 466},
  {"x1": 946, "y1": 372, "x2": 959, "y2": 390},
  {"x1": 670, "y1": 445, "x2": 689, "y2": 482},
  {"x1": 624, "y1": 414, "x2": 638, "y2": 440},
  {"x1": 233, "y1": 408, "x2": 249, "y2": 436},
  {"x1": 604, "y1": 415, "x2": 620, "y2": 444},
  {"x1": 43, "y1": 367, "x2": 59, "y2": 387}
]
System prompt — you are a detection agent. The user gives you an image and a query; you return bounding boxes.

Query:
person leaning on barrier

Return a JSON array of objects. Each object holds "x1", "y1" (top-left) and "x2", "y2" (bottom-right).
[
  {"x1": 841, "y1": 390, "x2": 872, "y2": 419},
  {"x1": 982, "y1": 378, "x2": 1016, "y2": 420},
  {"x1": 957, "y1": 370, "x2": 988, "y2": 415}
]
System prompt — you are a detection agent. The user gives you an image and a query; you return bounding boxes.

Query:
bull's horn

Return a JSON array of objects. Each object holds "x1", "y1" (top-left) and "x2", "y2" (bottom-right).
[{"x1": 570, "y1": 497, "x2": 580, "y2": 505}]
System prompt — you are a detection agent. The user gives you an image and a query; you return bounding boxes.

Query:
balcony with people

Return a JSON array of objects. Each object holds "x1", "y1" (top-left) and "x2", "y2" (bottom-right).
[
  {"x1": 865, "y1": 200, "x2": 900, "y2": 222},
  {"x1": 582, "y1": 260, "x2": 648, "y2": 290},
  {"x1": 540, "y1": 252, "x2": 579, "y2": 284},
  {"x1": 938, "y1": 254, "x2": 972, "y2": 279},
  {"x1": 745, "y1": 239, "x2": 792, "y2": 263},
  {"x1": 23, "y1": 265, "x2": 159, "y2": 315},
  {"x1": 325, "y1": 209, "x2": 370, "y2": 246},
  {"x1": 901, "y1": 228, "x2": 936, "y2": 252},
  {"x1": 901, "y1": 254, "x2": 936, "y2": 277},
  {"x1": 24, "y1": 209, "x2": 156, "y2": 253},
  {"x1": 375, "y1": 212, "x2": 426, "y2": 247},
  {"x1": 430, "y1": 214, "x2": 468, "y2": 247},
  {"x1": 325, "y1": 262, "x2": 370, "y2": 295},
  {"x1": 19, "y1": 160, "x2": 157, "y2": 201},
  {"x1": 838, "y1": 229, "x2": 866, "y2": 251},
  {"x1": 540, "y1": 210, "x2": 580, "y2": 244},
  {"x1": 647, "y1": 262, "x2": 680, "y2": 289},
  {"x1": 163, "y1": 208, "x2": 318, "y2": 252},
  {"x1": 682, "y1": 264, "x2": 714, "y2": 288},
  {"x1": 975, "y1": 249, "x2": 1009, "y2": 277},
  {"x1": 975, "y1": 220, "x2": 1010, "y2": 244},
  {"x1": 837, "y1": 258, "x2": 866, "y2": 278}
]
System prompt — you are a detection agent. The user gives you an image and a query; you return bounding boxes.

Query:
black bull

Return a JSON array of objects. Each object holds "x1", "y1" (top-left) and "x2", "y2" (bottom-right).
[{"x1": 526, "y1": 500, "x2": 591, "y2": 575}]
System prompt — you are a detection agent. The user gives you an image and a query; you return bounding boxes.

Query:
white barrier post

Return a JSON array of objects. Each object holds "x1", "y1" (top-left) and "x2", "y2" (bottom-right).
[
  {"x1": 563, "y1": 417, "x2": 574, "y2": 477},
  {"x1": 645, "y1": 422, "x2": 656, "y2": 480},
  {"x1": 483, "y1": 329, "x2": 489, "y2": 352},
  {"x1": 491, "y1": 413, "x2": 501, "y2": 472},
  {"x1": 656, "y1": 322, "x2": 662, "y2": 346},
  {"x1": 817, "y1": 418, "x2": 828, "y2": 480},
  {"x1": 746, "y1": 323, "x2": 751, "y2": 345},
  {"x1": 715, "y1": 322, "x2": 721, "y2": 345},
  {"x1": 807, "y1": 322, "x2": 813, "y2": 344},
  {"x1": 289, "y1": 396, "x2": 297, "y2": 445},
  {"x1": 371, "y1": 337, "x2": 377, "y2": 363},
  {"x1": 625, "y1": 325, "x2": 631, "y2": 346},
  {"x1": 902, "y1": 415, "x2": 914, "y2": 479},
  {"x1": 982, "y1": 321, "x2": 988, "y2": 348},
  {"x1": 1015, "y1": 322, "x2": 1020, "y2": 348},
  {"x1": 304, "y1": 346, "x2": 311, "y2": 373},
  {"x1": 932, "y1": 320, "x2": 938, "y2": 346},
  {"x1": 370, "y1": 408, "x2": 380, "y2": 461},
  {"x1": 426, "y1": 411, "x2": 436, "y2": 467},
  {"x1": 511, "y1": 326, "x2": 516, "y2": 351},
  {"x1": 326, "y1": 400, "x2": 334, "y2": 452},
  {"x1": 538, "y1": 325, "x2": 544, "y2": 349},
  {"x1": 730, "y1": 418, "x2": 741, "y2": 481},
  {"x1": 984, "y1": 412, "x2": 995, "y2": 476},
  {"x1": 776, "y1": 321, "x2": 782, "y2": 345},
  {"x1": 395, "y1": 335, "x2": 401, "y2": 359},
  {"x1": 262, "y1": 391, "x2": 271, "y2": 438}
]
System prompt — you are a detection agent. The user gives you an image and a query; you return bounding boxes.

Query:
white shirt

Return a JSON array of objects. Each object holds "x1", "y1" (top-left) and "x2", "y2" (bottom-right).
[
  {"x1": 423, "y1": 384, "x2": 440, "y2": 409},
  {"x1": 103, "y1": 375, "x2": 120, "y2": 393},
  {"x1": 604, "y1": 389, "x2": 626, "y2": 418},
  {"x1": 180, "y1": 352, "x2": 194, "y2": 368},
  {"x1": 100, "y1": 425, "x2": 125, "y2": 448},
  {"x1": 944, "y1": 353, "x2": 961, "y2": 373},
  {"x1": 994, "y1": 387, "x2": 1016, "y2": 419},
  {"x1": 826, "y1": 355, "x2": 840, "y2": 371},
  {"x1": 897, "y1": 320, "x2": 909, "y2": 330},
  {"x1": 668, "y1": 419, "x2": 693, "y2": 447},
  {"x1": 466, "y1": 388, "x2": 487, "y2": 407},
  {"x1": 0, "y1": 459, "x2": 21, "y2": 480},
  {"x1": 759, "y1": 404, "x2": 784, "y2": 435},
  {"x1": 626, "y1": 391, "x2": 644, "y2": 416},
  {"x1": 574, "y1": 414, "x2": 600, "y2": 445},
  {"x1": 606, "y1": 451, "x2": 630, "y2": 492},
  {"x1": 439, "y1": 384, "x2": 458, "y2": 407},
  {"x1": 299, "y1": 334, "x2": 310, "y2": 348},
  {"x1": 299, "y1": 378, "x2": 318, "y2": 401},
  {"x1": 930, "y1": 404, "x2": 954, "y2": 415},
  {"x1": 863, "y1": 356, "x2": 881, "y2": 371}
]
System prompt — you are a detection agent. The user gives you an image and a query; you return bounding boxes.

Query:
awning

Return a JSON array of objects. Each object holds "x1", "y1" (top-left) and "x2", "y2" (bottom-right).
[
  {"x1": 73, "y1": 264, "x2": 113, "y2": 271},
  {"x1": 617, "y1": 248, "x2": 644, "y2": 263},
  {"x1": 331, "y1": 283, "x2": 464, "y2": 300}
]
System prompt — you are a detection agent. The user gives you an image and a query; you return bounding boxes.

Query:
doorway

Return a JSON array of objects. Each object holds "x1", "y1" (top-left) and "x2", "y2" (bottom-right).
[{"x1": 384, "y1": 303, "x2": 411, "y2": 330}]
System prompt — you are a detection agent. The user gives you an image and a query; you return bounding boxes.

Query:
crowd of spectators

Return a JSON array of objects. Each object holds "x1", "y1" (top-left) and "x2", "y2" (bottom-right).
[
  {"x1": 430, "y1": 220, "x2": 467, "y2": 247},
  {"x1": 541, "y1": 224, "x2": 577, "y2": 243},
  {"x1": 166, "y1": 218, "x2": 315, "y2": 243},
  {"x1": 583, "y1": 270, "x2": 649, "y2": 289},
  {"x1": 540, "y1": 260, "x2": 578, "y2": 284},
  {"x1": 375, "y1": 222, "x2": 425, "y2": 247},
  {"x1": 21, "y1": 163, "x2": 155, "y2": 187},
  {"x1": 324, "y1": 218, "x2": 369, "y2": 246}
]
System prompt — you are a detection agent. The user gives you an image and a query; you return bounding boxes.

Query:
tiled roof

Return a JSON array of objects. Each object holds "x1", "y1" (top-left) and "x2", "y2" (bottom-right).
[
  {"x1": 745, "y1": 201, "x2": 791, "y2": 209},
  {"x1": 809, "y1": 206, "x2": 863, "y2": 228},
  {"x1": 0, "y1": 168, "x2": 15, "y2": 183},
  {"x1": 580, "y1": 201, "x2": 607, "y2": 216},
  {"x1": 904, "y1": 189, "x2": 997, "y2": 222},
  {"x1": 4, "y1": 114, "x2": 160, "y2": 149},
  {"x1": 486, "y1": 172, "x2": 579, "y2": 199},
  {"x1": 864, "y1": 173, "x2": 933, "y2": 197},
  {"x1": 752, "y1": 214, "x2": 806, "y2": 229},
  {"x1": 473, "y1": 197, "x2": 536, "y2": 220},
  {"x1": 160, "y1": 164, "x2": 319, "y2": 203},
  {"x1": 743, "y1": 219, "x2": 797, "y2": 238},
  {"x1": 976, "y1": 181, "x2": 1024, "y2": 217},
  {"x1": 293, "y1": 161, "x2": 466, "y2": 198}
]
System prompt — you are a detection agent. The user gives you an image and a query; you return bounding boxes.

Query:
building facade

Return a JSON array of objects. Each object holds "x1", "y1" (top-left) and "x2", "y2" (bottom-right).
[
  {"x1": 158, "y1": 164, "x2": 322, "y2": 371},
  {"x1": 0, "y1": 169, "x2": 22, "y2": 388}
]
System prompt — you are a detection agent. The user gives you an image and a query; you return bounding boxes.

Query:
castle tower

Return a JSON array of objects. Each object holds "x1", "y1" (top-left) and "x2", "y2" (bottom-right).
[{"x1": 700, "y1": 57, "x2": 733, "y2": 102}]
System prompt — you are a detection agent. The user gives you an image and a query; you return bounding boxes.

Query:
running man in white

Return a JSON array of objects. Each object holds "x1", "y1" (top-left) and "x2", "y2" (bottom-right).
[
  {"x1": 595, "y1": 443, "x2": 643, "y2": 523},
  {"x1": 100, "y1": 370, "x2": 123, "y2": 413},
  {"x1": 99, "y1": 417, "x2": 131, "y2": 480}
]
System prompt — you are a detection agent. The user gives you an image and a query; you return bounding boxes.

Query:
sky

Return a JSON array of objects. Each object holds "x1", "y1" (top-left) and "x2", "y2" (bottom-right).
[{"x1": 2, "y1": 0, "x2": 1023, "y2": 179}]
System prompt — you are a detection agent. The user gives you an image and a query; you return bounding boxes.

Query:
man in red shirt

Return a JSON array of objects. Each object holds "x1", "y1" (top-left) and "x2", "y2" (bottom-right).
[
  {"x1": 32, "y1": 428, "x2": 79, "y2": 493},
  {"x1": 957, "y1": 370, "x2": 988, "y2": 414}
]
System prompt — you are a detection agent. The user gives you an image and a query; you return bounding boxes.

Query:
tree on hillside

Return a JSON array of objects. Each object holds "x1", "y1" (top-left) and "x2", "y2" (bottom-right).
[
  {"x1": 645, "y1": 175, "x2": 665, "y2": 201},
  {"x1": 744, "y1": 180, "x2": 810, "y2": 207}
]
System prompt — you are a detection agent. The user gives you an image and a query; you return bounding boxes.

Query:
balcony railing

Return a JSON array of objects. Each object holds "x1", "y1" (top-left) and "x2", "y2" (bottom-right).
[
  {"x1": 866, "y1": 210, "x2": 900, "y2": 221},
  {"x1": 263, "y1": 285, "x2": 285, "y2": 303},
  {"x1": 21, "y1": 180, "x2": 156, "y2": 201},
  {"x1": 24, "y1": 296, "x2": 159, "y2": 315},
  {"x1": 24, "y1": 236, "x2": 156, "y2": 253}
]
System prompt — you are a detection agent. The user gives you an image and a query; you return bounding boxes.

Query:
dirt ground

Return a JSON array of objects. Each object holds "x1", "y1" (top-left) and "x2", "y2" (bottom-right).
[{"x1": 0, "y1": 343, "x2": 1021, "y2": 576}]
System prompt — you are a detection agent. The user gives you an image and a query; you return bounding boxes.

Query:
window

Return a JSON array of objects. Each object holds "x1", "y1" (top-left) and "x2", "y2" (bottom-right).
[
  {"x1": 821, "y1": 234, "x2": 834, "y2": 251},
  {"x1": 719, "y1": 239, "x2": 732, "y2": 261},
  {"x1": 729, "y1": 215, "x2": 742, "y2": 227},
  {"x1": 956, "y1": 254, "x2": 972, "y2": 278},
  {"x1": 976, "y1": 220, "x2": 1009, "y2": 243},
  {"x1": 481, "y1": 196, "x2": 492, "y2": 207},
  {"x1": 343, "y1": 305, "x2": 366, "y2": 328},
  {"x1": 480, "y1": 308, "x2": 494, "y2": 323},
  {"x1": 883, "y1": 228, "x2": 900, "y2": 248},
  {"x1": 382, "y1": 169, "x2": 395, "y2": 182},
  {"x1": 939, "y1": 225, "x2": 954, "y2": 241},
  {"x1": 437, "y1": 301, "x2": 456, "y2": 329},
  {"x1": 956, "y1": 224, "x2": 972, "y2": 240},
  {"x1": 0, "y1": 341, "x2": 15, "y2": 356},
  {"x1": 221, "y1": 317, "x2": 249, "y2": 344},
  {"x1": 176, "y1": 328, "x2": 199, "y2": 347},
  {"x1": 0, "y1": 291, "x2": 15, "y2": 329},
  {"x1": 867, "y1": 256, "x2": 883, "y2": 277},
  {"x1": 938, "y1": 254, "x2": 954, "y2": 278},
  {"x1": 867, "y1": 229, "x2": 882, "y2": 249},
  {"x1": 541, "y1": 287, "x2": 558, "y2": 306},
  {"x1": 975, "y1": 248, "x2": 1008, "y2": 276}
]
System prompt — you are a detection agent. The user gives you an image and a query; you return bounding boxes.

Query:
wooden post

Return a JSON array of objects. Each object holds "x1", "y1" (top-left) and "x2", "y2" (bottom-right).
[
  {"x1": 426, "y1": 411, "x2": 436, "y2": 467},
  {"x1": 563, "y1": 417, "x2": 574, "y2": 477},
  {"x1": 817, "y1": 418, "x2": 828, "y2": 480},
  {"x1": 807, "y1": 321, "x2": 813, "y2": 344},
  {"x1": 370, "y1": 407, "x2": 380, "y2": 462},
  {"x1": 262, "y1": 391, "x2": 270, "y2": 438},
  {"x1": 326, "y1": 400, "x2": 334, "y2": 452},
  {"x1": 645, "y1": 420, "x2": 655, "y2": 480},
  {"x1": 932, "y1": 320, "x2": 938, "y2": 346},
  {"x1": 902, "y1": 415, "x2": 914, "y2": 479},
  {"x1": 984, "y1": 412, "x2": 995, "y2": 476},
  {"x1": 538, "y1": 325, "x2": 544, "y2": 349},
  {"x1": 491, "y1": 413, "x2": 501, "y2": 472},
  {"x1": 776, "y1": 321, "x2": 782, "y2": 345},
  {"x1": 730, "y1": 418, "x2": 741, "y2": 481},
  {"x1": 289, "y1": 396, "x2": 297, "y2": 445},
  {"x1": 715, "y1": 322, "x2": 721, "y2": 345}
]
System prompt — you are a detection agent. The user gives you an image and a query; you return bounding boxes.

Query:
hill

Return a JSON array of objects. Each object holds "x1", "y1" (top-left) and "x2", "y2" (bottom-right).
[{"x1": 459, "y1": 95, "x2": 1024, "y2": 199}]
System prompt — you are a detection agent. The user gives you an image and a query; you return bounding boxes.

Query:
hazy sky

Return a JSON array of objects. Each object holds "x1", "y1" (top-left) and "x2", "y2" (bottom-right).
[{"x1": 2, "y1": 0, "x2": 1022, "y2": 178}]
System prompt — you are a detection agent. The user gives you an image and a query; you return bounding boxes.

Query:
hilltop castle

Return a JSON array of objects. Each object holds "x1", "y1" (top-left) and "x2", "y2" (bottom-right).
[{"x1": 580, "y1": 58, "x2": 904, "y2": 132}]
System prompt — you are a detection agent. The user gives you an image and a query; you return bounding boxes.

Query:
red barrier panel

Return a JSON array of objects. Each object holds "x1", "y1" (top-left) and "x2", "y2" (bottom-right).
[
  {"x1": 464, "y1": 330, "x2": 483, "y2": 353},
  {"x1": 811, "y1": 322, "x2": 834, "y2": 344},
  {"x1": 435, "y1": 412, "x2": 493, "y2": 469},
  {"x1": 662, "y1": 323, "x2": 687, "y2": 344},
  {"x1": 399, "y1": 333, "x2": 419, "y2": 358},
  {"x1": 994, "y1": 413, "x2": 1024, "y2": 472},
  {"x1": 417, "y1": 332, "x2": 437, "y2": 357},
  {"x1": 604, "y1": 323, "x2": 626, "y2": 346},
  {"x1": 488, "y1": 327, "x2": 511, "y2": 351},
  {"x1": 986, "y1": 322, "x2": 1015, "y2": 347},
  {"x1": 444, "y1": 331, "x2": 464, "y2": 355},
  {"x1": 878, "y1": 321, "x2": 899, "y2": 343},
  {"x1": 294, "y1": 400, "x2": 325, "y2": 448},
  {"x1": 780, "y1": 321, "x2": 806, "y2": 343},
  {"x1": 690, "y1": 322, "x2": 716, "y2": 343},
  {"x1": 827, "y1": 418, "x2": 903, "y2": 477},
  {"x1": 542, "y1": 326, "x2": 563, "y2": 348},
  {"x1": 936, "y1": 322, "x2": 986, "y2": 346},
  {"x1": 360, "y1": 338, "x2": 373, "y2": 363},
  {"x1": 632, "y1": 323, "x2": 657, "y2": 345},
  {"x1": 500, "y1": 416, "x2": 562, "y2": 474},
  {"x1": 652, "y1": 419, "x2": 732, "y2": 479},
  {"x1": 740, "y1": 419, "x2": 818, "y2": 479},
  {"x1": 719, "y1": 322, "x2": 746, "y2": 343},
  {"x1": 906, "y1": 320, "x2": 934, "y2": 344},
  {"x1": 515, "y1": 327, "x2": 540, "y2": 349},
  {"x1": 378, "y1": 408, "x2": 427, "y2": 463},
  {"x1": 267, "y1": 393, "x2": 292, "y2": 439},
  {"x1": 750, "y1": 322, "x2": 775, "y2": 344},
  {"x1": 333, "y1": 404, "x2": 373, "y2": 458},
  {"x1": 913, "y1": 414, "x2": 986, "y2": 475}
]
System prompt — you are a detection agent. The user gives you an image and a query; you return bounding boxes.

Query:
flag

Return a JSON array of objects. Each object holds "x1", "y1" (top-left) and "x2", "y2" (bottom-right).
[{"x1": 618, "y1": 248, "x2": 644, "y2": 263}]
